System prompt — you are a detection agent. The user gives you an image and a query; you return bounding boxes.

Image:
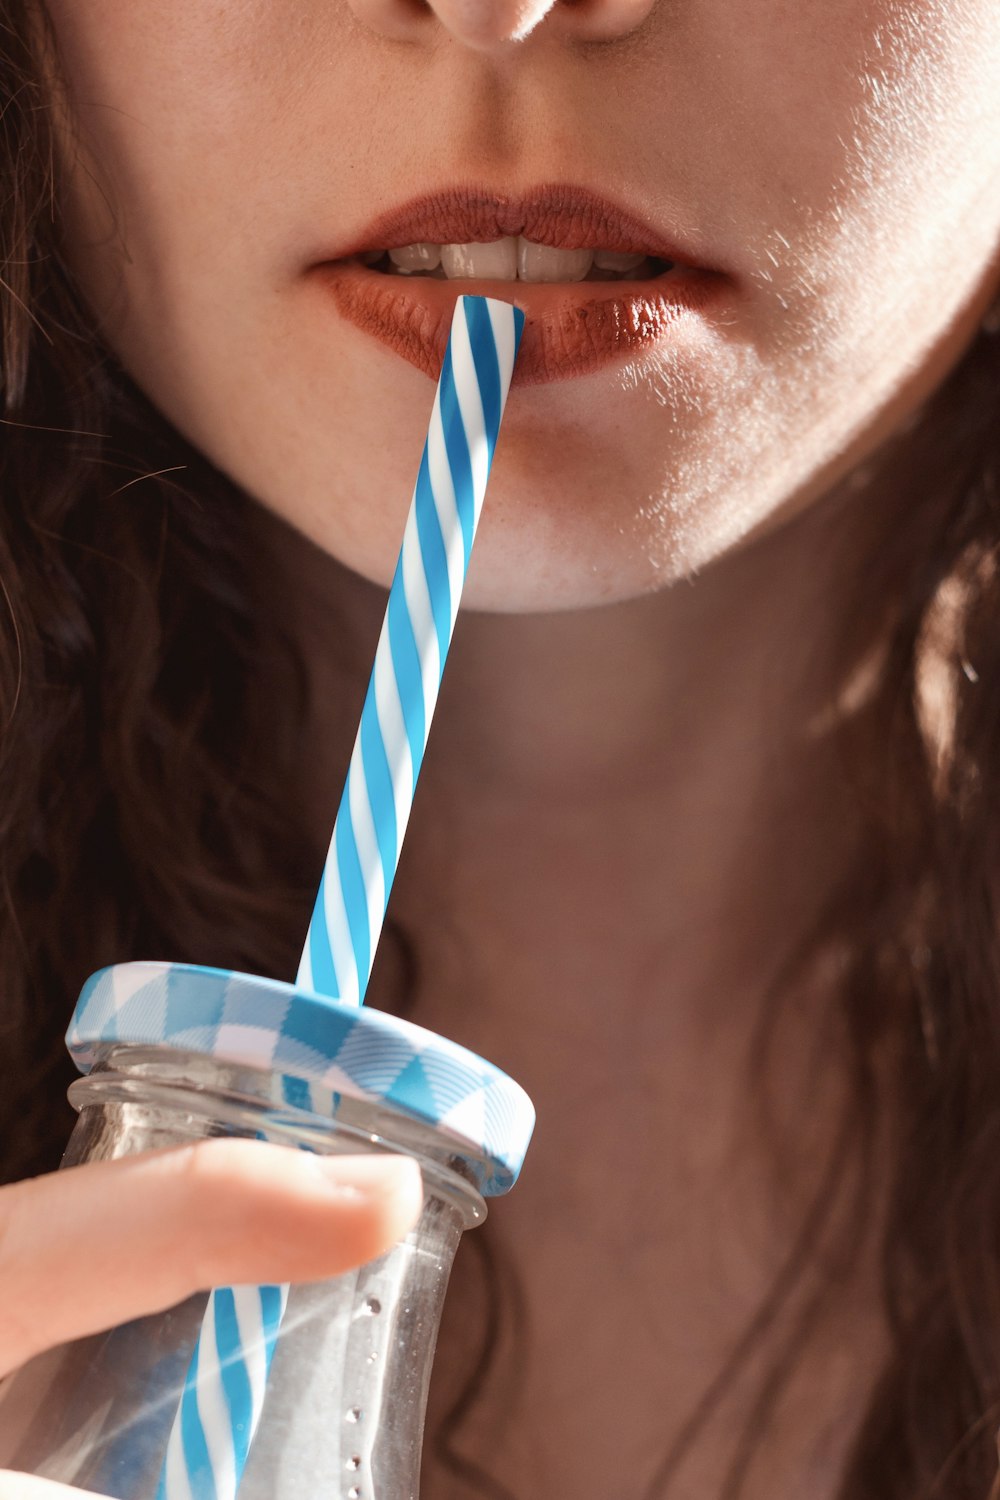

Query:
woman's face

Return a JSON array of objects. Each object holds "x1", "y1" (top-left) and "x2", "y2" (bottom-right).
[{"x1": 40, "y1": 0, "x2": 1000, "y2": 609}]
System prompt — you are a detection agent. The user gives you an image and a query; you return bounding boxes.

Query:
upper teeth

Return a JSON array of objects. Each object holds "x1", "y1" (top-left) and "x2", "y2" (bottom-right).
[{"x1": 366, "y1": 236, "x2": 650, "y2": 282}]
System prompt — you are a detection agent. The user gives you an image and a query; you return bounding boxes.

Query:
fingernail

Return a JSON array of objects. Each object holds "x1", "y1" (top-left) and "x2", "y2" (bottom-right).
[{"x1": 308, "y1": 1152, "x2": 423, "y2": 1201}]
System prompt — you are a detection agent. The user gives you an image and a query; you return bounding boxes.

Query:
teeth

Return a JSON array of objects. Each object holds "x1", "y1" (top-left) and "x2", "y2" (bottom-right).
[
  {"x1": 516, "y1": 239, "x2": 592, "y2": 283},
  {"x1": 592, "y1": 250, "x2": 647, "y2": 272},
  {"x1": 387, "y1": 243, "x2": 442, "y2": 271},
  {"x1": 441, "y1": 238, "x2": 518, "y2": 280},
  {"x1": 369, "y1": 235, "x2": 657, "y2": 282}
]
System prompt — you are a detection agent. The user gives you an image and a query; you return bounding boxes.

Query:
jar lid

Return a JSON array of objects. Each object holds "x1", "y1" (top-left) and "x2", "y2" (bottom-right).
[{"x1": 66, "y1": 962, "x2": 535, "y2": 1195}]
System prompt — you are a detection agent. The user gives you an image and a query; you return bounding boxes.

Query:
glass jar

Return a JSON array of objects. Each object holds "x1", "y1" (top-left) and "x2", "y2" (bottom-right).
[{"x1": 0, "y1": 963, "x2": 535, "y2": 1500}]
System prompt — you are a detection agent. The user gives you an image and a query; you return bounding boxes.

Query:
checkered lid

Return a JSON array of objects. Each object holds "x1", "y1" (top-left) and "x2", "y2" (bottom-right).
[{"x1": 66, "y1": 961, "x2": 535, "y2": 1195}]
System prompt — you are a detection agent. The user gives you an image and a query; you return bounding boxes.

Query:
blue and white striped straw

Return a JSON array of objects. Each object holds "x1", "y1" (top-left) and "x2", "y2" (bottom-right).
[
  {"x1": 154, "y1": 1285, "x2": 288, "y2": 1500},
  {"x1": 297, "y1": 294, "x2": 524, "y2": 1002},
  {"x1": 154, "y1": 295, "x2": 524, "y2": 1500}
]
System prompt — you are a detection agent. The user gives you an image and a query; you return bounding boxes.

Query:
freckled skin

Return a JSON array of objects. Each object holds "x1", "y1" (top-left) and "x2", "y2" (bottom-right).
[{"x1": 41, "y1": 0, "x2": 1000, "y2": 611}]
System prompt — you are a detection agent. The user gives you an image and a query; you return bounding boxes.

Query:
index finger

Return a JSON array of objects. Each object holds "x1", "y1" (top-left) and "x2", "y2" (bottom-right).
[{"x1": 0, "y1": 1140, "x2": 422, "y2": 1377}]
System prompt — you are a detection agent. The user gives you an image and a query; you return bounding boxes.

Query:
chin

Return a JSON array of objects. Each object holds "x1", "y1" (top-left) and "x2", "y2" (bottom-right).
[
  {"x1": 319, "y1": 485, "x2": 759, "y2": 613},
  {"x1": 456, "y1": 531, "x2": 697, "y2": 614}
]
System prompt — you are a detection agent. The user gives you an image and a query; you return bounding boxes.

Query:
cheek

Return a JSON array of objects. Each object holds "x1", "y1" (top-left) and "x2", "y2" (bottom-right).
[
  {"x1": 752, "y1": 1, "x2": 1000, "y2": 328},
  {"x1": 719, "y1": 0, "x2": 1000, "y2": 488},
  {"x1": 43, "y1": 1, "x2": 337, "y2": 299}
]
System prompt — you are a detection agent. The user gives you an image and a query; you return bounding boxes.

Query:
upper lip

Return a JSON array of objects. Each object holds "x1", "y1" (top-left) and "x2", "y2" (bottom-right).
[{"x1": 318, "y1": 183, "x2": 702, "y2": 267}]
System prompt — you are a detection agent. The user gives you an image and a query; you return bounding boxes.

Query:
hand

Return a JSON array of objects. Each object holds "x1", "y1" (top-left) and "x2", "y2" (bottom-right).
[{"x1": 0, "y1": 1139, "x2": 424, "y2": 1499}]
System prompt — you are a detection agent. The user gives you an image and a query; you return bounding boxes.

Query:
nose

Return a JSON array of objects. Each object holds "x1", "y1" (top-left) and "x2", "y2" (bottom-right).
[{"x1": 347, "y1": 0, "x2": 655, "y2": 52}]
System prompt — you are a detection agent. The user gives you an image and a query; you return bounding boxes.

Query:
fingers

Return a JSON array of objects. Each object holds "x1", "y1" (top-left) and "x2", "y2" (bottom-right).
[
  {"x1": 0, "y1": 1473, "x2": 114, "y2": 1500},
  {"x1": 0, "y1": 1141, "x2": 423, "y2": 1378}
]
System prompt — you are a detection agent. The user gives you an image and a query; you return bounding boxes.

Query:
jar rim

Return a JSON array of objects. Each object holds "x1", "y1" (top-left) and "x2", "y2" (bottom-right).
[
  {"x1": 67, "y1": 962, "x2": 535, "y2": 1196},
  {"x1": 70, "y1": 1046, "x2": 488, "y2": 1226}
]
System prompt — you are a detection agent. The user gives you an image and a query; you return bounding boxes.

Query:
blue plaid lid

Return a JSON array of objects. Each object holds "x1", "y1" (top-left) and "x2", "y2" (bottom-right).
[{"x1": 66, "y1": 961, "x2": 535, "y2": 1195}]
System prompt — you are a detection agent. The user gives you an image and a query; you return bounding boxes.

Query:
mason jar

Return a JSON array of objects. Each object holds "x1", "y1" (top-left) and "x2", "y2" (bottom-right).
[{"x1": 0, "y1": 962, "x2": 535, "y2": 1500}]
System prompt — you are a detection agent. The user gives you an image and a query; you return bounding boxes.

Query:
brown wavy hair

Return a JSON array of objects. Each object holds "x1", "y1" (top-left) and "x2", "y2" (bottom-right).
[
  {"x1": 4, "y1": 4, "x2": 1000, "y2": 1496},
  {"x1": 0, "y1": 10, "x2": 324, "y2": 1169}
]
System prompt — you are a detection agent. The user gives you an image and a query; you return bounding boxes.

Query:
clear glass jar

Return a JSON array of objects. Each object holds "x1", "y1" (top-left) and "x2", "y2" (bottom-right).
[{"x1": 0, "y1": 1043, "x2": 490, "y2": 1500}]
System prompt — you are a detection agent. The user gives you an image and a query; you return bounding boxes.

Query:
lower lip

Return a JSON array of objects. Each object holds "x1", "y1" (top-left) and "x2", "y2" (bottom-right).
[{"x1": 311, "y1": 259, "x2": 727, "y2": 386}]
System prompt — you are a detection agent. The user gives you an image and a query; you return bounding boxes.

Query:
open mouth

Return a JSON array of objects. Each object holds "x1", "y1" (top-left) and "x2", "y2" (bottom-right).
[
  {"x1": 351, "y1": 234, "x2": 676, "y2": 285},
  {"x1": 312, "y1": 200, "x2": 728, "y2": 386},
  {"x1": 314, "y1": 251, "x2": 722, "y2": 385}
]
